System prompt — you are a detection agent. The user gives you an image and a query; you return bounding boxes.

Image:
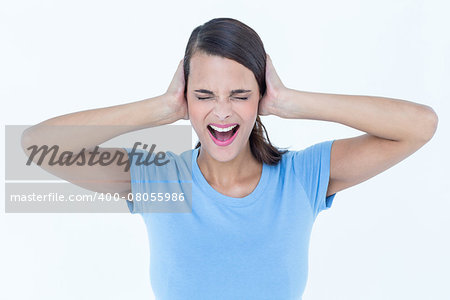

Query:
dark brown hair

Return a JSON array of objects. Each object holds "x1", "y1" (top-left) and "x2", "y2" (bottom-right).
[{"x1": 183, "y1": 17, "x2": 288, "y2": 165}]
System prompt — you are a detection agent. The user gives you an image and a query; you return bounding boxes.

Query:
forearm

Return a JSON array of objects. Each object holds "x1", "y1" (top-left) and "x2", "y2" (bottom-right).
[
  {"x1": 22, "y1": 94, "x2": 180, "y2": 152},
  {"x1": 275, "y1": 88, "x2": 438, "y2": 143}
]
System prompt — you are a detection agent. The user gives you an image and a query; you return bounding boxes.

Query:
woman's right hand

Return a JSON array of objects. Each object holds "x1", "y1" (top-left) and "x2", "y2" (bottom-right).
[{"x1": 164, "y1": 59, "x2": 189, "y2": 120}]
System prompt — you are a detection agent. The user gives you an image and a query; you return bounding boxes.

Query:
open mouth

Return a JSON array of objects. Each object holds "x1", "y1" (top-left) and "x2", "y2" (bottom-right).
[{"x1": 207, "y1": 124, "x2": 240, "y2": 142}]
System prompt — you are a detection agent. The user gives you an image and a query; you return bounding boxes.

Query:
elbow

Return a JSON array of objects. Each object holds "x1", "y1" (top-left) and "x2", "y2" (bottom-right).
[
  {"x1": 21, "y1": 128, "x2": 31, "y2": 153},
  {"x1": 20, "y1": 127, "x2": 37, "y2": 156},
  {"x1": 416, "y1": 105, "x2": 438, "y2": 143}
]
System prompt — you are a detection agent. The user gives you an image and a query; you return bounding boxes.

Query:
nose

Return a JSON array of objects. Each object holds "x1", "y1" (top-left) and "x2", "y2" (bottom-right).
[{"x1": 213, "y1": 98, "x2": 233, "y2": 120}]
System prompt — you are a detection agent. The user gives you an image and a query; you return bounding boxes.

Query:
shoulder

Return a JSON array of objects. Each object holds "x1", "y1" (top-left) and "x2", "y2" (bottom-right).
[
  {"x1": 156, "y1": 148, "x2": 194, "y2": 173},
  {"x1": 279, "y1": 140, "x2": 335, "y2": 174},
  {"x1": 123, "y1": 147, "x2": 194, "y2": 175},
  {"x1": 291, "y1": 140, "x2": 334, "y2": 162}
]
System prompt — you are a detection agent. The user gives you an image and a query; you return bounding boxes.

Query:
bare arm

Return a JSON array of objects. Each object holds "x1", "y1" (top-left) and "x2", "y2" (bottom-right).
[
  {"x1": 276, "y1": 88, "x2": 438, "y2": 197},
  {"x1": 259, "y1": 54, "x2": 438, "y2": 197},
  {"x1": 21, "y1": 59, "x2": 188, "y2": 196}
]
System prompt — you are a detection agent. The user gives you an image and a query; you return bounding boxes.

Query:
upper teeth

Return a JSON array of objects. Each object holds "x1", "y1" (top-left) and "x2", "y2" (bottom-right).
[{"x1": 209, "y1": 124, "x2": 238, "y2": 132}]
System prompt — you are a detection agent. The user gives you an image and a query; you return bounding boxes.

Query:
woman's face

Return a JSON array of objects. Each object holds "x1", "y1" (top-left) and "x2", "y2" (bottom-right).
[{"x1": 187, "y1": 52, "x2": 260, "y2": 162}]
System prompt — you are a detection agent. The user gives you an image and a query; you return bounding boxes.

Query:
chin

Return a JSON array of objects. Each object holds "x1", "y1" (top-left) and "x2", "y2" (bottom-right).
[{"x1": 200, "y1": 137, "x2": 242, "y2": 162}]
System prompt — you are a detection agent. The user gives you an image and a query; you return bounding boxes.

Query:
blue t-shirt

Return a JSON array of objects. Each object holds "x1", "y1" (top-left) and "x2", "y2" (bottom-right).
[{"x1": 124, "y1": 140, "x2": 337, "y2": 300}]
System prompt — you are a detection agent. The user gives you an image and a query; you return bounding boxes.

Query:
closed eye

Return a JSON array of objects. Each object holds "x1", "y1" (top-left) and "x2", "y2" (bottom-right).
[{"x1": 196, "y1": 97, "x2": 248, "y2": 100}]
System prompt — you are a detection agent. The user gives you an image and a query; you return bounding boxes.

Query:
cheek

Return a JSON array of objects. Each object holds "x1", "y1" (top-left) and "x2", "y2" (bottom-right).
[
  {"x1": 187, "y1": 101, "x2": 207, "y2": 131},
  {"x1": 187, "y1": 100, "x2": 202, "y2": 118},
  {"x1": 240, "y1": 101, "x2": 259, "y2": 119}
]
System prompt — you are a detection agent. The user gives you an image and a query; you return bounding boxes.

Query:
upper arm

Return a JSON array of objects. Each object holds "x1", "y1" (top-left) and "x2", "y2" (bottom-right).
[{"x1": 327, "y1": 133, "x2": 427, "y2": 197}]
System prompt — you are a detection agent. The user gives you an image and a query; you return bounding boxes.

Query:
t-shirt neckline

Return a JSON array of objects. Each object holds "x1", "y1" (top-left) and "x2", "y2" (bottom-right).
[{"x1": 192, "y1": 147, "x2": 270, "y2": 207}]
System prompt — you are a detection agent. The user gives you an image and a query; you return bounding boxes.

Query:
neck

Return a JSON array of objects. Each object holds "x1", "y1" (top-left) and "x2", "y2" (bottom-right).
[{"x1": 197, "y1": 141, "x2": 261, "y2": 187}]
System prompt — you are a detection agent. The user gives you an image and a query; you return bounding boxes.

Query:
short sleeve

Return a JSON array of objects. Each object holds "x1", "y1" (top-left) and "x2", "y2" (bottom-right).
[
  {"x1": 123, "y1": 148, "x2": 193, "y2": 214},
  {"x1": 123, "y1": 148, "x2": 154, "y2": 214},
  {"x1": 292, "y1": 140, "x2": 337, "y2": 218}
]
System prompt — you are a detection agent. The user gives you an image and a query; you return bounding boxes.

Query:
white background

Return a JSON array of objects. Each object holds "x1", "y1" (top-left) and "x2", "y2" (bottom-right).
[{"x1": 1, "y1": 0, "x2": 449, "y2": 299}]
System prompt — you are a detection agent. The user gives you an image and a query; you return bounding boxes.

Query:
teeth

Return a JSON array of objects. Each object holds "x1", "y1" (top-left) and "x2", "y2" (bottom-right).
[{"x1": 209, "y1": 124, "x2": 238, "y2": 132}]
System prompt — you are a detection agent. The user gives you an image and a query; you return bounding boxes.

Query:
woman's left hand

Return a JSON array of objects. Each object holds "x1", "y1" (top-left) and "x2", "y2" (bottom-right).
[{"x1": 258, "y1": 54, "x2": 289, "y2": 116}]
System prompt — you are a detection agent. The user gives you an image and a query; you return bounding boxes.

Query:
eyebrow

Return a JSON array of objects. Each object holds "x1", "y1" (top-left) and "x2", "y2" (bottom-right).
[{"x1": 194, "y1": 89, "x2": 252, "y2": 95}]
